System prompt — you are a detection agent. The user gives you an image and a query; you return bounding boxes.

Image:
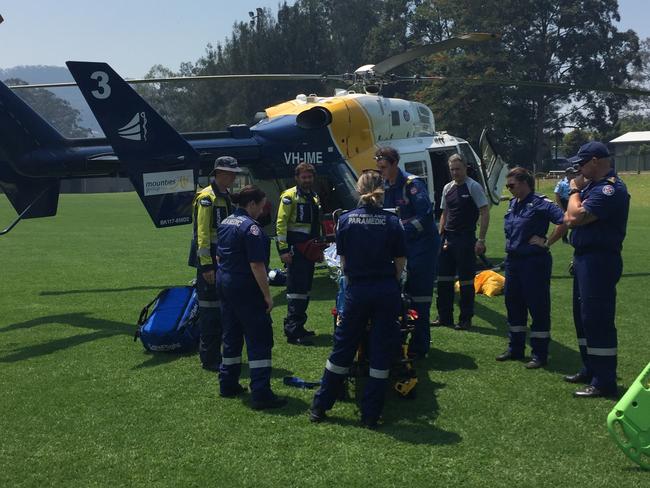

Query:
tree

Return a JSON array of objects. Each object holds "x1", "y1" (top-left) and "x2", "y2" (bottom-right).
[
  {"x1": 411, "y1": 0, "x2": 642, "y2": 168},
  {"x1": 6, "y1": 78, "x2": 91, "y2": 138}
]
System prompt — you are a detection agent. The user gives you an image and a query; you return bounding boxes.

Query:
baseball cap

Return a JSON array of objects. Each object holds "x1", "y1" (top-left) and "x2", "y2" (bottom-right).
[
  {"x1": 568, "y1": 141, "x2": 610, "y2": 165},
  {"x1": 211, "y1": 156, "x2": 242, "y2": 174}
]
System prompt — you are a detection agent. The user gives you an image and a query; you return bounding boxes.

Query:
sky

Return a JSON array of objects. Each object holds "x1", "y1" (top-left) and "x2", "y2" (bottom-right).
[{"x1": 0, "y1": 0, "x2": 648, "y2": 78}]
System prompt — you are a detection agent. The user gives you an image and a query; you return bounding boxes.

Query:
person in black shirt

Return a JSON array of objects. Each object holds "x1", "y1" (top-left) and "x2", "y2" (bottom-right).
[{"x1": 432, "y1": 153, "x2": 489, "y2": 330}]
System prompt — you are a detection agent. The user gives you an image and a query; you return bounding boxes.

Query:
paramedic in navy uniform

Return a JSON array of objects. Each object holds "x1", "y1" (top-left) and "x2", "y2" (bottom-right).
[
  {"x1": 564, "y1": 142, "x2": 629, "y2": 398},
  {"x1": 376, "y1": 146, "x2": 439, "y2": 358},
  {"x1": 217, "y1": 185, "x2": 287, "y2": 410},
  {"x1": 310, "y1": 171, "x2": 406, "y2": 428},
  {"x1": 496, "y1": 167, "x2": 567, "y2": 369},
  {"x1": 433, "y1": 153, "x2": 489, "y2": 331}
]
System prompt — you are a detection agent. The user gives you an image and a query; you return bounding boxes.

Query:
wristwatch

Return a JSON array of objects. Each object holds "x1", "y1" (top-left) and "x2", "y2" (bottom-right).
[{"x1": 569, "y1": 188, "x2": 581, "y2": 196}]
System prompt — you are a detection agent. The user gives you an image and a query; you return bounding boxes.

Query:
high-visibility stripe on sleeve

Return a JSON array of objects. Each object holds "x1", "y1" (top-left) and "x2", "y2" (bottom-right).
[
  {"x1": 287, "y1": 293, "x2": 309, "y2": 300},
  {"x1": 199, "y1": 300, "x2": 221, "y2": 308},
  {"x1": 411, "y1": 296, "x2": 431, "y2": 303},
  {"x1": 287, "y1": 226, "x2": 311, "y2": 234},
  {"x1": 509, "y1": 326, "x2": 527, "y2": 333},
  {"x1": 587, "y1": 347, "x2": 617, "y2": 356},
  {"x1": 249, "y1": 359, "x2": 272, "y2": 368},
  {"x1": 197, "y1": 248, "x2": 211, "y2": 257},
  {"x1": 410, "y1": 219, "x2": 423, "y2": 232},
  {"x1": 437, "y1": 276, "x2": 456, "y2": 282},
  {"x1": 276, "y1": 235, "x2": 287, "y2": 243},
  {"x1": 222, "y1": 356, "x2": 242, "y2": 365},
  {"x1": 325, "y1": 359, "x2": 349, "y2": 375},
  {"x1": 369, "y1": 368, "x2": 389, "y2": 379},
  {"x1": 577, "y1": 338, "x2": 587, "y2": 346},
  {"x1": 530, "y1": 331, "x2": 550, "y2": 338}
]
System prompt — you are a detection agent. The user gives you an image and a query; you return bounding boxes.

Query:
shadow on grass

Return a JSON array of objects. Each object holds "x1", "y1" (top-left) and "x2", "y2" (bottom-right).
[
  {"x1": 270, "y1": 274, "x2": 340, "y2": 307},
  {"x1": 132, "y1": 350, "x2": 195, "y2": 369},
  {"x1": 39, "y1": 285, "x2": 176, "y2": 296},
  {"x1": 0, "y1": 312, "x2": 132, "y2": 363},
  {"x1": 472, "y1": 300, "x2": 584, "y2": 376},
  {"x1": 243, "y1": 395, "x2": 312, "y2": 417},
  {"x1": 327, "y1": 375, "x2": 461, "y2": 445},
  {"x1": 427, "y1": 346, "x2": 478, "y2": 371}
]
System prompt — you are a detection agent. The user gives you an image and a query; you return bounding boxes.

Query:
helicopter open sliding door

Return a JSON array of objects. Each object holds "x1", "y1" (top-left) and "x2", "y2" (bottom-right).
[
  {"x1": 426, "y1": 148, "x2": 457, "y2": 220},
  {"x1": 476, "y1": 129, "x2": 508, "y2": 205}
]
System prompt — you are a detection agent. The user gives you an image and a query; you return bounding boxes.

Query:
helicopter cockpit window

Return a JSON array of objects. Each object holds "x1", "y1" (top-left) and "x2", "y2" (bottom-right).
[
  {"x1": 417, "y1": 105, "x2": 432, "y2": 124},
  {"x1": 391, "y1": 111, "x2": 401, "y2": 126},
  {"x1": 415, "y1": 104, "x2": 434, "y2": 135},
  {"x1": 198, "y1": 168, "x2": 252, "y2": 191},
  {"x1": 231, "y1": 170, "x2": 253, "y2": 192}
]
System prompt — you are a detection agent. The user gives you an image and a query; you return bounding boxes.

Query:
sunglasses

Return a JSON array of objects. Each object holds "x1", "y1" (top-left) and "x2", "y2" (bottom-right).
[
  {"x1": 578, "y1": 157, "x2": 594, "y2": 167},
  {"x1": 373, "y1": 156, "x2": 394, "y2": 163}
]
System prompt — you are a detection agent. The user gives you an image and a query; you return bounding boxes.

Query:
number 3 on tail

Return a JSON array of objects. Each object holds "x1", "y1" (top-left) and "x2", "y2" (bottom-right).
[{"x1": 91, "y1": 71, "x2": 111, "y2": 99}]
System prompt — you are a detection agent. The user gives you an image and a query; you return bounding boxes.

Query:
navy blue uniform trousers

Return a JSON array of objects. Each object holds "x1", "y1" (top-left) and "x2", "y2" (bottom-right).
[
  {"x1": 573, "y1": 251, "x2": 621, "y2": 391},
  {"x1": 218, "y1": 272, "x2": 274, "y2": 401},
  {"x1": 504, "y1": 253, "x2": 552, "y2": 361},
  {"x1": 406, "y1": 235, "x2": 439, "y2": 356},
  {"x1": 312, "y1": 280, "x2": 401, "y2": 421}
]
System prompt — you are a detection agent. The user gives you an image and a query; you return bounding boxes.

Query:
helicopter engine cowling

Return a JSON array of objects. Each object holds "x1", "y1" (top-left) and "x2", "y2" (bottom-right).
[{"x1": 296, "y1": 106, "x2": 332, "y2": 129}]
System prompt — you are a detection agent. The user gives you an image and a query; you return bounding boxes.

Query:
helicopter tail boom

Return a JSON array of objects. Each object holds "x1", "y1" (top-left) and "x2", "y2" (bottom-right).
[
  {"x1": 0, "y1": 80, "x2": 66, "y2": 164},
  {"x1": 66, "y1": 61, "x2": 200, "y2": 228},
  {"x1": 0, "y1": 80, "x2": 64, "y2": 229}
]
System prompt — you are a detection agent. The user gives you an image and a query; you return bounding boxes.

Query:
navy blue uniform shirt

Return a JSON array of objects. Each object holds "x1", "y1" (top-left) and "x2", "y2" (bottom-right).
[
  {"x1": 383, "y1": 168, "x2": 435, "y2": 243},
  {"x1": 571, "y1": 170, "x2": 630, "y2": 253},
  {"x1": 336, "y1": 205, "x2": 406, "y2": 282},
  {"x1": 217, "y1": 208, "x2": 270, "y2": 276},
  {"x1": 504, "y1": 193, "x2": 564, "y2": 255}
]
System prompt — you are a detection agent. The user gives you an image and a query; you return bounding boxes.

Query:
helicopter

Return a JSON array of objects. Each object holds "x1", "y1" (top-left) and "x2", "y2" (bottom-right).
[{"x1": 2, "y1": 33, "x2": 647, "y2": 235}]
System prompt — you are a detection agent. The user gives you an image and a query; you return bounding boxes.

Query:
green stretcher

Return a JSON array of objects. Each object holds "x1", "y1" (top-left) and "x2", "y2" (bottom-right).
[{"x1": 607, "y1": 362, "x2": 650, "y2": 469}]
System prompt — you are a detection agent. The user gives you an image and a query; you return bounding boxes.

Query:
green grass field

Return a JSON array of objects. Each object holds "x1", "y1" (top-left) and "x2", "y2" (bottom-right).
[{"x1": 1, "y1": 174, "x2": 649, "y2": 487}]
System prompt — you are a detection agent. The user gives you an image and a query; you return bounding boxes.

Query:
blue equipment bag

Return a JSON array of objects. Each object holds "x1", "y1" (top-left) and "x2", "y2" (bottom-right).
[{"x1": 134, "y1": 286, "x2": 200, "y2": 353}]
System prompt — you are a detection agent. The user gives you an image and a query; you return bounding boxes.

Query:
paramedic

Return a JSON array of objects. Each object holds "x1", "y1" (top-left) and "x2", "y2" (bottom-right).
[
  {"x1": 217, "y1": 185, "x2": 287, "y2": 410},
  {"x1": 496, "y1": 167, "x2": 566, "y2": 369},
  {"x1": 563, "y1": 142, "x2": 629, "y2": 398},
  {"x1": 376, "y1": 146, "x2": 439, "y2": 358},
  {"x1": 310, "y1": 171, "x2": 406, "y2": 428}
]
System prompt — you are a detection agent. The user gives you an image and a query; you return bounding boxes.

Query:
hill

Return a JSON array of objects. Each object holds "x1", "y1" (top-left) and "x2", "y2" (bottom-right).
[{"x1": 0, "y1": 65, "x2": 102, "y2": 134}]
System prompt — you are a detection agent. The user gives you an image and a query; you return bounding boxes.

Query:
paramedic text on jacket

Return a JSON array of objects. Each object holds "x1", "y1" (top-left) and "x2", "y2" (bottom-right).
[
  {"x1": 216, "y1": 185, "x2": 286, "y2": 410},
  {"x1": 310, "y1": 171, "x2": 406, "y2": 427},
  {"x1": 188, "y1": 156, "x2": 240, "y2": 372},
  {"x1": 376, "y1": 146, "x2": 440, "y2": 358},
  {"x1": 276, "y1": 162, "x2": 322, "y2": 345},
  {"x1": 564, "y1": 141, "x2": 630, "y2": 399}
]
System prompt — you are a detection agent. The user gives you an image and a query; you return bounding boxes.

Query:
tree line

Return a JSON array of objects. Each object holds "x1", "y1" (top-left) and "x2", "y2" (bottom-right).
[{"x1": 6, "y1": 0, "x2": 650, "y2": 168}]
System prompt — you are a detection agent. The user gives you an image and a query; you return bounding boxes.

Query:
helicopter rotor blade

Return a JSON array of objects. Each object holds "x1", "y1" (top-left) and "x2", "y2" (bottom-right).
[
  {"x1": 392, "y1": 75, "x2": 650, "y2": 97},
  {"x1": 372, "y1": 32, "x2": 499, "y2": 75},
  {"x1": 7, "y1": 73, "x2": 346, "y2": 90}
]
